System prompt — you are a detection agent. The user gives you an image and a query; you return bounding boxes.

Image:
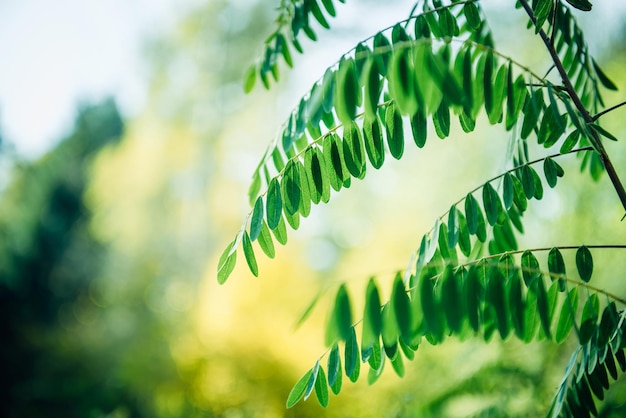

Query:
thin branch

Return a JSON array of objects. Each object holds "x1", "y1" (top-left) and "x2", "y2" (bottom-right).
[
  {"x1": 517, "y1": 0, "x2": 626, "y2": 216},
  {"x1": 592, "y1": 100, "x2": 626, "y2": 122}
]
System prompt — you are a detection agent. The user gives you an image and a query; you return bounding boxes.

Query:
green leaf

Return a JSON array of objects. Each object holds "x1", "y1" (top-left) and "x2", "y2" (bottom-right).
[
  {"x1": 242, "y1": 232, "x2": 258, "y2": 277},
  {"x1": 304, "y1": 360, "x2": 319, "y2": 401},
  {"x1": 389, "y1": 47, "x2": 417, "y2": 115},
  {"x1": 343, "y1": 122, "x2": 366, "y2": 179},
  {"x1": 543, "y1": 157, "x2": 561, "y2": 188},
  {"x1": 579, "y1": 293, "x2": 598, "y2": 345},
  {"x1": 324, "y1": 133, "x2": 348, "y2": 190},
  {"x1": 367, "y1": 339, "x2": 383, "y2": 372},
  {"x1": 361, "y1": 278, "x2": 382, "y2": 360},
  {"x1": 464, "y1": 266, "x2": 481, "y2": 333},
  {"x1": 548, "y1": 247, "x2": 567, "y2": 291},
  {"x1": 243, "y1": 64, "x2": 257, "y2": 93},
  {"x1": 266, "y1": 178, "x2": 283, "y2": 229},
  {"x1": 521, "y1": 89, "x2": 544, "y2": 139},
  {"x1": 521, "y1": 250, "x2": 541, "y2": 287},
  {"x1": 321, "y1": 68, "x2": 336, "y2": 114},
  {"x1": 258, "y1": 221, "x2": 276, "y2": 258},
  {"x1": 217, "y1": 240, "x2": 237, "y2": 284},
  {"x1": 381, "y1": 303, "x2": 398, "y2": 359},
  {"x1": 457, "y1": 211, "x2": 471, "y2": 257},
  {"x1": 433, "y1": 100, "x2": 451, "y2": 139},
  {"x1": 465, "y1": 193, "x2": 480, "y2": 235},
  {"x1": 508, "y1": 271, "x2": 525, "y2": 339},
  {"x1": 463, "y1": 2, "x2": 481, "y2": 31},
  {"x1": 321, "y1": 0, "x2": 336, "y2": 16},
  {"x1": 560, "y1": 130, "x2": 580, "y2": 153},
  {"x1": 511, "y1": 174, "x2": 528, "y2": 212},
  {"x1": 487, "y1": 267, "x2": 509, "y2": 339},
  {"x1": 564, "y1": 0, "x2": 592, "y2": 11},
  {"x1": 333, "y1": 284, "x2": 353, "y2": 342},
  {"x1": 363, "y1": 116, "x2": 385, "y2": 169},
  {"x1": 373, "y1": 32, "x2": 392, "y2": 76},
  {"x1": 506, "y1": 75, "x2": 528, "y2": 130},
  {"x1": 447, "y1": 205, "x2": 459, "y2": 249},
  {"x1": 420, "y1": 271, "x2": 443, "y2": 342},
  {"x1": 483, "y1": 50, "x2": 494, "y2": 117},
  {"x1": 286, "y1": 368, "x2": 313, "y2": 408},
  {"x1": 390, "y1": 351, "x2": 405, "y2": 378},
  {"x1": 304, "y1": 148, "x2": 321, "y2": 204},
  {"x1": 532, "y1": 166, "x2": 544, "y2": 200},
  {"x1": 576, "y1": 246, "x2": 593, "y2": 283},
  {"x1": 392, "y1": 273, "x2": 412, "y2": 343},
  {"x1": 534, "y1": 277, "x2": 552, "y2": 339},
  {"x1": 282, "y1": 161, "x2": 301, "y2": 216},
  {"x1": 523, "y1": 285, "x2": 539, "y2": 342},
  {"x1": 482, "y1": 182, "x2": 499, "y2": 226},
  {"x1": 335, "y1": 57, "x2": 360, "y2": 125},
  {"x1": 385, "y1": 102, "x2": 405, "y2": 160},
  {"x1": 487, "y1": 63, "x2": 507, "y2": 124},
  {"x1": 249, "y1": 197, "x2": 264, "y2": 241},
  {"x1": 272, "y1": 215, "x2": 288, "y2": 245},
  {"x1": 345, "y1": 327, "x2": 361, "y2": 382},
  {"x1": 533, "y1": 0, "x2": 553, "y2": 32},
  {"x1": 314, "y1": 366, "x2": 329, "y2": 407},
  {"x1": 555, "y1": 287, "x2": 579, "y2": 343},
  {"x1": 411, "y1": 108, "x2": 427, "y2": 148},
  {"x1": 363, "y1": 58, "x2": 381, "y2": 119},
  {"x1": 503, "y1": 173, "x2": 514, "y2": 210},
  {"x1": 588, "y1": 123, "x2": 619, "y2": 141},
  {"x1": 520, "y1": 165, "x2": 535, "y2": 200},
  {"x1": 309, "y1": 0, "x2": 330, "y2": 29},
  {"x1": 328, "y1": 343, "x2": 342, "y2": 393},
  {"x1": 437, "y1": 7, "x2": 458, "y2": 38},
  {"x1": 442, "y1": 266, "x2": 463, "y2": 334},
  {"x1": 592, "y1": 58, "x2": 616, "y2": 90}
]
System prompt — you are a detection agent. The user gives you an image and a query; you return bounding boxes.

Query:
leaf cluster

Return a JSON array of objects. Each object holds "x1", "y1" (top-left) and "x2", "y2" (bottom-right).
[{"x1": 221, "y1": 0, "x2": 626, "y2": 416}]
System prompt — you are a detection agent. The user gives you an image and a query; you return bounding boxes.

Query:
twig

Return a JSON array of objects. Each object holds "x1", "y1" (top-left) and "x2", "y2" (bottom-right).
[
  {"x1": 592, "y1": 100, "x2": 626, "y2": 122},
  {"x1": 518, "y1": 0, "x2": 626, "y2": 216}
]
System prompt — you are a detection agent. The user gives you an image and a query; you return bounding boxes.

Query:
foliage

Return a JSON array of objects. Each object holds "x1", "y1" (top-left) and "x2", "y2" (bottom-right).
[
  {"x1": 221, "y1": 0, "x2": 626, "y2": 416},
  {"x1": 0, "y1": 101, "x2": 137, "y2": 416}
]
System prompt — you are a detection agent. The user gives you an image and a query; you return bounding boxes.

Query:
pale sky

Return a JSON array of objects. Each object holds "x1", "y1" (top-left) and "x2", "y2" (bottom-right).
[{"x1": 0, "y1": 0, "x2": 195, "y2": 157}]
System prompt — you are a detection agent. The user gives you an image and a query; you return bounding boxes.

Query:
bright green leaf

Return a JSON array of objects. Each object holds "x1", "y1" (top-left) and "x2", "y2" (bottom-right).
[
  {"x1": 555, "y1": 287, "x2": 579, "y2": 343},
  {"x1": 217, "y1": 240, "x2": 237, "y2": 284},
  {"x1": 266, "y1": 178, "x2": 282, "y2": 229},
  {"x1": 242, "y1": 231, "x2": 258, "y2": 277},
  {"x1": 286, "y1": 368, "x2": 313, "y2": 408},
  {"x1": 385, "y1": 102, "x2": 405, "y2": 159},
  {"x1": 548, "y1": 247, "x2": 567, "y2": 291},
  {"x1": 304, "y1": 360, "x2": 319, "y2": 401},
  {"x1": 258, "y1": 221, "x2": 276, "y2": 258},
  {"x1": 345, "y1": 327, "x2": 361, "y2": 382},
  {"x1": 392, "y1": 273, "x2": 412, "y2": 343},
  {"x1": 482, "y1": 182, "x2": 499, "y2": 226},
  {"x1": 314, "y1": 366, "x2": 329, "y2": 407},
  {"x1": 250, "y1": 197, "x2": 264, "y2": 241},
  {"x1": 363, "y1": 116, "x2": 385, "y2": 169}
]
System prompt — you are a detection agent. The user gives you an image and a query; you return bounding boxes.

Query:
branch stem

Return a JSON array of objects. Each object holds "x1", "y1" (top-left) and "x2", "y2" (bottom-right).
[
  {"x1": 592, "y1": 100, "x2": 626, "y2": 122},
  {"x1": 518, "y1": 0, "x2": 626, "y2": 215}
]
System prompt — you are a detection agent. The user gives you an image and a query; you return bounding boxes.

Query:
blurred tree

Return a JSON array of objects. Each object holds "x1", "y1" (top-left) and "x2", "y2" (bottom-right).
[{"x1": 0, "y1": 100, "x2": 135, "y2": 417}]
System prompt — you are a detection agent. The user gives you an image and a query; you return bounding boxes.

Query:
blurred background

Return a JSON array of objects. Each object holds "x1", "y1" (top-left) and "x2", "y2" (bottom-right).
[{"x1": 1, "y1": 1, "x2": 626, "y2": 417}]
